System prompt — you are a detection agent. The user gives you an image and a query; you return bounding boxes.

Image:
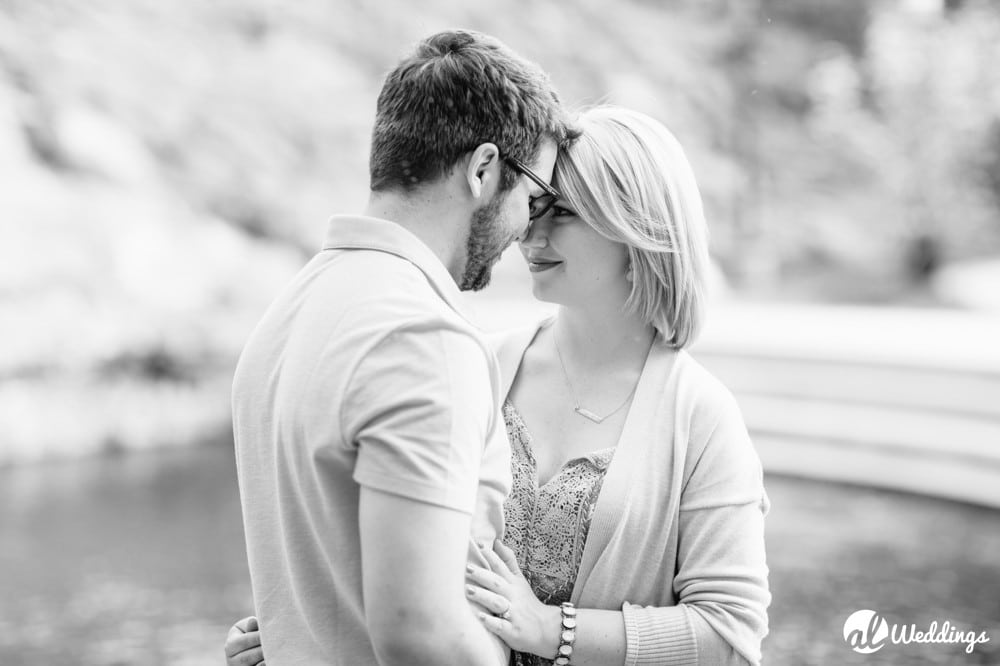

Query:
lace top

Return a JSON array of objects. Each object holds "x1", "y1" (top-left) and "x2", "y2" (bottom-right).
[{"x1": 502, "y1": 401, "x2": 615, "y2": 666}]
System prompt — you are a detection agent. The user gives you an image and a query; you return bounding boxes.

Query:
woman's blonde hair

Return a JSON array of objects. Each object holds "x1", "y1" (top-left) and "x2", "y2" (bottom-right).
[{"x1": 554, "y1": 106, "x2": 710, "y2": 348}]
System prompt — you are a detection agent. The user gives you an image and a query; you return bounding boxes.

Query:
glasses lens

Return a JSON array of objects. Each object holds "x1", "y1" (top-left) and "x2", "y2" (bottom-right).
[{"x1": 528, "y1": 193, "x2": 557, "y2": 220}]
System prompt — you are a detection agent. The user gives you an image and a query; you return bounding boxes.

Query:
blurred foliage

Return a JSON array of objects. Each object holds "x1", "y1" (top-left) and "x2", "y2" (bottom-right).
[
  {"x1": 739, "y1": 0, "x2": 1000, "y2": 299},
  {"x1": 1, "y1": 0, "x2": 999, "y2": 461}
]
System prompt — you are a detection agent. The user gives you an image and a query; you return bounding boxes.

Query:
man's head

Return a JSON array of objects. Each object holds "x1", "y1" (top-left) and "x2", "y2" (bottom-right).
[{"x1": 370, "y1": 30, "x2": 577, "y2": 290}]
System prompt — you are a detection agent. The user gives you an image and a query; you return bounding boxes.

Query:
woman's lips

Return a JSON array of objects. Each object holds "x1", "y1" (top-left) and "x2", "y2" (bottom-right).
[{"x1": 527, "y1": 260, "x2": 563, "y2": 273}]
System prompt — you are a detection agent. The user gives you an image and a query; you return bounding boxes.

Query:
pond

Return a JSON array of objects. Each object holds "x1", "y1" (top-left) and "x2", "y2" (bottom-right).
[{"x1": 1, "y1": 444, "x2": 997, "y2": 665}]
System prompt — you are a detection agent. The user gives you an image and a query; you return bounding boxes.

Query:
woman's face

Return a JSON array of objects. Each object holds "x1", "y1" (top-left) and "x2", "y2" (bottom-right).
[{"x1": 518, "y1": 201, "x2": 631, "y2": 309}]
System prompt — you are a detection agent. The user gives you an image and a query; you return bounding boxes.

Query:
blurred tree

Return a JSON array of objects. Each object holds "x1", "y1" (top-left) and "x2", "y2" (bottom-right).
[
  {"x1": 982, "y1": 119, "x2": 1000, "y2": 211},
  {"x1": 761, "y1": 0, "x2": 873, "y2": 55},
  {"x1": 866, "y1": 3, "x2": 1000, "y2": 264},
  {"x1": 5, "y1": 0, "x2": 1000, "y2": 461},
  {"x1": 740, "y1": 0, "x2": 1000, "y2": 299}
]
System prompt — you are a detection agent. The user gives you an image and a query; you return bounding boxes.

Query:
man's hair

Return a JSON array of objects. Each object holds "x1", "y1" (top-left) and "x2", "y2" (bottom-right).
[
  {"x1": 555, "y1": 106, "x2": 711, "y2": 349},
  {"x1": 370, "y1": 30, "x2": 577, "y2": 193}
]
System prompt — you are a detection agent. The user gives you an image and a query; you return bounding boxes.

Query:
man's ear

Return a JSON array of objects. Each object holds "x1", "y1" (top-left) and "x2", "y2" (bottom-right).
[{"x1": 465, "y1": 143, "x2": 501, "y2": 200}]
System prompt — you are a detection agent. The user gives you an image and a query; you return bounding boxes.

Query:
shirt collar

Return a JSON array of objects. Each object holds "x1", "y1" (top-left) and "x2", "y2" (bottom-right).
[{"x1": 321, "y1": 215, "x2": 470, "y2": 320}]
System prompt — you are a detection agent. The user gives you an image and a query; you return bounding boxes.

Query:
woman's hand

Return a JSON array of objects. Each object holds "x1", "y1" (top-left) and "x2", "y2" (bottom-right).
[
  {"x1": 224, "y1": 615, "x2": 265, "y2": 666},
  {"x1": 466, "y1": 539, "x2": 562, "y2": 658}
]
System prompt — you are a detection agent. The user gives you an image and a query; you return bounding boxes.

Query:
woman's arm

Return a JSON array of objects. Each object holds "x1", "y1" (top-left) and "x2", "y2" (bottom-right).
[
  {"x1": 614, "y1": 390, "x2": 770, "y2": 666},
  {"x1": 619, "y1": 498, "x2": 769, "y2": 666},
  {"x1": 470, "y1": 497, "x2": 767, "y2": 666},
  {"x1": 467, "y1": 541, "x2": 627, "y2": 666},
  {"x1": 468, "y1": 393, "x2": 769, "y2": 666}
]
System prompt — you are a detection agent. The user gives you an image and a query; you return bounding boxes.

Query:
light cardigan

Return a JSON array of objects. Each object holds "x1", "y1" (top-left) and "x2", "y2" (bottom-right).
[{"x1": 492, "y1": 319, "x2": 770, "y2": 666}]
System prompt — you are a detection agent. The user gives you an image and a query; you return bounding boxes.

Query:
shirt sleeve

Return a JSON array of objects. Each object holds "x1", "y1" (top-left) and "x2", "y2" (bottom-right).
[
  {"x1": 341, "y1": 320, "x2": 496, "y2": 515},
  {"x1": 622, "y1": 389, "x2": 771, "y2": 666}
]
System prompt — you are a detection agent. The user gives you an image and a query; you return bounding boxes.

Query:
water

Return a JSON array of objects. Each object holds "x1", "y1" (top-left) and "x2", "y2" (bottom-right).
[
  {"x1": 0, "y1": 445, "x2": 252, "y2": 665},
  {"x1": 1, "y1": 444, "x2": 998, "y2": 665}
]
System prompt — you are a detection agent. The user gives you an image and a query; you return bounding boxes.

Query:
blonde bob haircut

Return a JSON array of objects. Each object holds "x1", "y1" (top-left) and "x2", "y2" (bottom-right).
[{"x1": 554, "y1": 106, "x2": 710, "y2": 348}]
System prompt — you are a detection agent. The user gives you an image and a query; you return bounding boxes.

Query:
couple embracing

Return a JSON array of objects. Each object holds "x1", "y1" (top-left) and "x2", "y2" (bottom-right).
[{"x1": 225, "y1": 29, "x2": 769, "y2": 666}]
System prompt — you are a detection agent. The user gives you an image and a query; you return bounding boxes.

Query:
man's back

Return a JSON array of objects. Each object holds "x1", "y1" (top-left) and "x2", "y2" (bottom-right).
[{"x1": 233, "y1": 217, "x2": 510, "y2": 664}]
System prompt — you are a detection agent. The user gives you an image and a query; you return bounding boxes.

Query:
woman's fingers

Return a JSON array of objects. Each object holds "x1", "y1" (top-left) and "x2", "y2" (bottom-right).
[
  {"x1": 465, "y1": 565, "x2": 511, "y2": 615},
  {"x1": 477, "y1": 611, "x2": 514, "y2": 641},
  {"x1": 465, "y1": 582, "x2": 511, "y2": 616},
  {"x1": 492, "y1": 539, "x2": 522, "y2": 576},
  {"x1": 467, "y1": 563, "x2": 507, "y2": 592},
  {"x1": 477, "y1": 540, "x2": 515, "y2": 580}
]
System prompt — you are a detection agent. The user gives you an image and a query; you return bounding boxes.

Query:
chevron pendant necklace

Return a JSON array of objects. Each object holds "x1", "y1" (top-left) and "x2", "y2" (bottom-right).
[{"x1": 553, "y1": 330, "x2": 640, "y2": 424}]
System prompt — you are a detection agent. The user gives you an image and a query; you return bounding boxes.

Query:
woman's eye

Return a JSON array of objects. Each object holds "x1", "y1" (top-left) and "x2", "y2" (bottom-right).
[{"x1": 552, "y1": 206, "x2": 575, "y2": 218}]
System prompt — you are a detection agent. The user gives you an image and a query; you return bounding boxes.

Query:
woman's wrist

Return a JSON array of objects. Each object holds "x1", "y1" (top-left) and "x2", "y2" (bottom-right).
[
  {"x1": 552, "y1": 602, "x2": 578, "y2": 665},
  {"x1": 533, "y1": 603, "x2": 564, "y2": 658}
]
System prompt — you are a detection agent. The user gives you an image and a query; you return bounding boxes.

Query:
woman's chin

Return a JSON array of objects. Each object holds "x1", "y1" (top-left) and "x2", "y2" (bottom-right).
[{"x1": 529, "y1": 281, "x2": 562, "y2": 306}]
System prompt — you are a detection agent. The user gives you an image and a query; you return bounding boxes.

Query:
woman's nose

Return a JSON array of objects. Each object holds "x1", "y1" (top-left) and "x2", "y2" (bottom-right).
[
  {"x1": 519, "y1": 218, "x2": 549, "y2": 248},
  {"x1": 513, "y1": 218, "x2": 533, "y2": 244}
]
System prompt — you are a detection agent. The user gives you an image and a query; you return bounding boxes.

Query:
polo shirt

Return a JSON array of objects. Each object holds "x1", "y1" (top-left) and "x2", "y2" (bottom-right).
[{"x1": 232, "y1": 215, "x2": 511, "y2": 665}]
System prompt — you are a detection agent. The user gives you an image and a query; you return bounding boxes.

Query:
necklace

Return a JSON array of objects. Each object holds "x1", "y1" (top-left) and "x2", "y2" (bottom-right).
[{"x1": 552, "y1": 330, "x2": 641, "y2": 424}]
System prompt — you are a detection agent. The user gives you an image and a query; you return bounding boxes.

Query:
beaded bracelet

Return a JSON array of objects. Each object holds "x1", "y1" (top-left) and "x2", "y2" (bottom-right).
[{"x1": 553, "y1": 602, "x2": 577, "y2": 665}]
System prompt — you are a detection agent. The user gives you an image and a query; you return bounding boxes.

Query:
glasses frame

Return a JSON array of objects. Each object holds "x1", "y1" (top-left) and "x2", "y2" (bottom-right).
[{"x1": 504, "y1": 156, "x2": 561, "y2": 221}]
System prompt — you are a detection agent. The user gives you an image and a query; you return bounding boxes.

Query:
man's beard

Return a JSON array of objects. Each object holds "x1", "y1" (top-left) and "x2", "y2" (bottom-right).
[{"x1": 459, "y1": 192, "x2": 514, "y2": 292}]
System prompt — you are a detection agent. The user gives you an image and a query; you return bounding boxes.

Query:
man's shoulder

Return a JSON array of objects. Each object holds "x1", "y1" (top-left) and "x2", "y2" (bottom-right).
[
  {"x1": 316, "y1": 248, "x2": 467, "y2": 327},
  {"x1": 323, "y1": 246, "x2": 435, "y2": 294},
  {"x1": 320, "y1": 254, "x2": 495, "y2": 370},
  {"x1": 244, "y1": 248, "x2": 481, "y2": 371}
]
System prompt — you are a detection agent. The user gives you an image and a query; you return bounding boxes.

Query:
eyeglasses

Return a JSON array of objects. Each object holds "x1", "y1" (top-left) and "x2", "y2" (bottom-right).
[{"x1": 504, "y1": 156, "x2": 561, "y2": 221}]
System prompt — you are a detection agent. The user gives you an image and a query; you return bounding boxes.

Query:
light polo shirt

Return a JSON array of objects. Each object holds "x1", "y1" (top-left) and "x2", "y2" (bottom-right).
[{"x1": 232, "y1": 215, "x2": 511, "y2": 665}]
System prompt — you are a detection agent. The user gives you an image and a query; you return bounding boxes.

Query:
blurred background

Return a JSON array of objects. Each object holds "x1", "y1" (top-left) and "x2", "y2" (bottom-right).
[{"x1": 2, "y1": 0, "x2": 1000, "y2": 664}]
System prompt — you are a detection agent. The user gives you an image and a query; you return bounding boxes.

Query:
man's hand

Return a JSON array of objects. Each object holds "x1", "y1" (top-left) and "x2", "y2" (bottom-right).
[{"x1": 224, "y1": 615, "x2": 265, "y2": 666}]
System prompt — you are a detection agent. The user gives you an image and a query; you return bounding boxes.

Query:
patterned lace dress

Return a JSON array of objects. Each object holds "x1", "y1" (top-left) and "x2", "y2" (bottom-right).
[{"x1": 502, "y1": 401, "x2": 616, "y2": 666}]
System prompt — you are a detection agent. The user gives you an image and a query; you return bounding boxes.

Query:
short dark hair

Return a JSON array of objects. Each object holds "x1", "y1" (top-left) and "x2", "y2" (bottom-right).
[{"x1": 370, "y1": 30, "x2": 577, "y2": 193}]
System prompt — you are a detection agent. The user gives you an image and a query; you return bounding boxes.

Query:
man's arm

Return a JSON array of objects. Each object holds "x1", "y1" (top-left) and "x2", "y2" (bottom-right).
[
  {"x1": 343, "y1": 317, "x2": 507, "y2": 665},
  {"x1": 360, "y1": 486, "x2": 507, "y2": 666}
]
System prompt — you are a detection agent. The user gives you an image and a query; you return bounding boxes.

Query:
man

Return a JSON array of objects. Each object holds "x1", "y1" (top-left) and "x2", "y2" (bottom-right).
[{"x1": 231, "y1": 29, "x2": 576, "y2": 665}]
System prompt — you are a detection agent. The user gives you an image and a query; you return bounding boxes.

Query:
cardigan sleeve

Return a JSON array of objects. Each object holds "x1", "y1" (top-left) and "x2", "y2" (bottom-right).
[
  {"x1": 621, "y1": 602, "x2": 698, "y2": 665},
  {"x1": 621, "y1": 388, "x2": 771, "y2": 666}
]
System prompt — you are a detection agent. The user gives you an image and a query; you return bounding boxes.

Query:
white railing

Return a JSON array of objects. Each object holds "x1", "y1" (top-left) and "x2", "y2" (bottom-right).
[
  {"x1": 468, "y1": 297, "x2": 1000, "y2": 508},
  {"x1": 694, "y1": 303, "x2": 1000, "y2": 508}
]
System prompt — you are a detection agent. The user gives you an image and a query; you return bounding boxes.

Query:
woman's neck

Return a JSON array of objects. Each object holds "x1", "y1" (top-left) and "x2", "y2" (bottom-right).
[{"x1": 552, "y1": 304, "x2": 655, "y2": 370}]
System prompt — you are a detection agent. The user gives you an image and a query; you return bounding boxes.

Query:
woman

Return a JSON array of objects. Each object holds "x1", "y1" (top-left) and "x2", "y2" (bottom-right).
[{"x1": 225, "y1": 106, "x2": 770, "y2": 666}]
